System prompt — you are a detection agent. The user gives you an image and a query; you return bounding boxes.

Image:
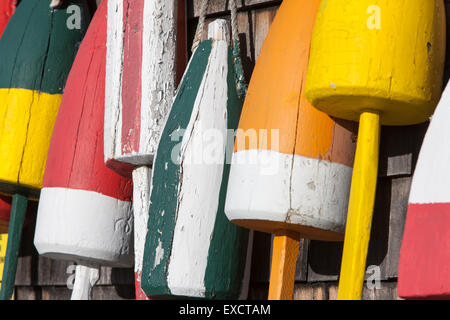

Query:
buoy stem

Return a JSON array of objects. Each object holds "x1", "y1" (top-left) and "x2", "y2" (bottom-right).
[
  {"x1": 0, "y1": 194, "x2": 27, "y2": 300},
  {"x1": 268, "y1": 231, "x2": 300, "y2": 300},
  {"x1": 338, "y1": 111, "x2": 380, "y2": 300},
  {"x1": 71, "y1": 264, "x2": 100, "y2": 300}
]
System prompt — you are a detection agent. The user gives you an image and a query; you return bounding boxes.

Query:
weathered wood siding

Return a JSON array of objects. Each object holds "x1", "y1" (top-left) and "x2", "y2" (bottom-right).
[{"x1": 12, "y1": 0, "x2": 450, "y2": 300}]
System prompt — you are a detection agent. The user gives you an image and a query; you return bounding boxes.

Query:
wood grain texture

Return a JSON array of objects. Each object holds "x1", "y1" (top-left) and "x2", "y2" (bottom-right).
[
  {"x1": 34, "y1": 0, "x2": 133, "y2": 269},
  {"x1": 378, "y1": 124, "x2": 428, "y2": 178},
  {"x1": 191, "y1": 0, "x2": 281, "y2": 17},
  {"x1": 132, "y1": 167, "x2": 151, "y2": 300}
]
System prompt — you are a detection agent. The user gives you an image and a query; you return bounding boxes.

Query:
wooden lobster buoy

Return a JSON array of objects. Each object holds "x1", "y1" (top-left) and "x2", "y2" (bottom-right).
[
  {"x1": 140, "y1": 19, "x2": 251, "y2": 299},
  {"x1": 0, "y1": 0, "x2": 90, "y2": 300},
  {"x1": 0, "y1": 0, "x2": 90, "y2": 195},
  {"x1": 101, "y1": 0, "x2": 187, "y2": 300},
  {"x1": 0, "y1": 0, "x2": 16, "y2": 297},
  {"x1": 104, "y1": 0, "x2": 182, "y2": 173},
  {"x1": 398, "y1": 81, "x2": 450, "y2": 299},
  {"x1": 0, "y1": 5, "x2": 17, "y2": 279},
  {"x1": 0, "y1": 0, "x2": 16, "y2": 233},
  {"x1": 225, "y1": 0, "x2": 356, "y2": 300},
  {"x1": 33, "y1": 0, "x2": 133, "y2": 300},
  {"x1": 305, "y1": 0, "x2": 446, "y2": 299}
]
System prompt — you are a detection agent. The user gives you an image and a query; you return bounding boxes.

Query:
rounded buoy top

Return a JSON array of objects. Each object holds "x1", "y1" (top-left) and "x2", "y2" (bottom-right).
[{"x1": 305, "y1": 0, "x2": 446, "y2": 125}]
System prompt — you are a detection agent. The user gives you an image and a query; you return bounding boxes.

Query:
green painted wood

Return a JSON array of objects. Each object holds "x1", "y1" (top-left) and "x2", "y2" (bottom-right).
[
  {"x1": 203, "y1": 46, "x2": 249, "y2": 299},
  {"x1": 142, "y1": 39, "x2": 249, "y2": 299},
  {"x1": 141, "y1": 40, "x2": 212, "y2": 297},
  {"x1": 0, "y1": 0, "x2": 90, "y2": 94},
  {"x1": 0, "y1": 194, "x2": 27, "y2": 300}
]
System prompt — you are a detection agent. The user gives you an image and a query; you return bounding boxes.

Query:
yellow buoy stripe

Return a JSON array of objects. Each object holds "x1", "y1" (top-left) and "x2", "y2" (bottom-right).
[
  {"x1": 0, "y1": 88, "x2": 61, "y2": 192},
  {"x1": 0, "y1": 233, "x2": 7, "y2": 291}
]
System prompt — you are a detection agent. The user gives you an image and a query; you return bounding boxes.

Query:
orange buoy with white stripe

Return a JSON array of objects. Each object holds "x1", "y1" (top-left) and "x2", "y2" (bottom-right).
[
  {"x1": 305, "y1": 0, "x2": 446, "y2": 299},
  {"x1": 225, "y1": 0, "x2": 356, "y2": 300}
]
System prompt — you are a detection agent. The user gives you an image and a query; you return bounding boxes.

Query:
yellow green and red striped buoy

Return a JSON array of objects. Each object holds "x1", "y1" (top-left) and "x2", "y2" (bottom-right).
[
  {"x1": 0, "y1": 0, "x2": 91, "y2": 301},
  {"x1": 0, "y1": 0, "x2": 90, "y2": 197},
  {"x1": 305, "y1": 0, "x2": 446, "y2": 300}
]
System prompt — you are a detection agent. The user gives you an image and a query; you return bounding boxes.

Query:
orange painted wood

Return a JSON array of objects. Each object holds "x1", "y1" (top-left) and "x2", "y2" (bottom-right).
[
  {"x1": 268, "y1": 231, "x2": 301, "y2": 300},
  {"x1": 225, "y1": 0, "x2": 356, "y2": 301}
]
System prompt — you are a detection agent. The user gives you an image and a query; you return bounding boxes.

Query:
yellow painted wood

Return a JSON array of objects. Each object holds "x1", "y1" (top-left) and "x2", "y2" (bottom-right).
[
  {"x1": 0, "y1": 88, "x2": 62, "y2": 192},
  {"x1": 337, "y1": 111, "x2": 380, "y2": 300},
  {"x1": 305, "y1": 0, "x2": 446, "y2": 125},
  {"x1": 0, "y1": 233, "x2": 7, "y2": 291},
  {"x1": 268, "y1": 231, "x2": 300, "y2": 300}
]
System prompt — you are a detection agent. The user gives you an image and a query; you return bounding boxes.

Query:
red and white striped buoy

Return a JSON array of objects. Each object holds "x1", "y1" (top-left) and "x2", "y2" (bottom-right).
[
  {"x1": 101, "y1": 0, "x2": 187, "y2": 299},
  {"x1": 398, "y1": 81, "x2": 450, "y2": 299}
]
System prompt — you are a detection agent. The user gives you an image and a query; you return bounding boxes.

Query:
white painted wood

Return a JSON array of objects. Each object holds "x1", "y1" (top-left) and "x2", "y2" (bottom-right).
[
  {"x1": 104, "y1": 0, "x2": 124, "y2": 164},
  {"x1": 71, "y1": 264, "x2": 100, "y2": 300},
  {"x1": 104, "y1": 0, "x2": 177, "y2": 166},
  {"x1": 138, "y1": 0, "x2": 177, "y2": 163},
  {"x1": 225, "y1": 149, "x2": 353, "y2": 233},
  {"x1": 132, "y1": 167, "x2": 152, "y2": 275},
  {"x1": 50, "y1": 0, "x2": 62, "y2": 8},
  {"x1": 207, "y1": 19, "x2": 230, "y2": 42},
  {"x1": 409, "y1": 80, "x2": 450, "y2": 204},
  {"x1": 166, "y1": 20, "x2": 231, "y2": 297},
  {"x1": 34, "y1": 187, "x2": 133, "y2": 267}
]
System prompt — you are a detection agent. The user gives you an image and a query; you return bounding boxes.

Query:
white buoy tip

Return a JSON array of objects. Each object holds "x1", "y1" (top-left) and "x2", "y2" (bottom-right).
[
  {"x1": 50, "y1": 0, "x2": 62, "y2": 9},
  {"x1": 208, "y1": 19, "x2": 230, "y2": 44}
]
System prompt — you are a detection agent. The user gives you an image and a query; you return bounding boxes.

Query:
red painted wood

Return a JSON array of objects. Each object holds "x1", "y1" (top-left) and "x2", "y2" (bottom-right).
[
  {"x1": 43, "y1": 0, "x2": 132, "y2": 201},
  {"x1": 135, "y1": 272, "x2": 150, "y2": 300},
  {"x1": 398, "y1": 203, "x2": 450, "y2": 299},
  {"x1": 0, "y1": 195, "x2": 37, "y2": 232},
  {"x1": 121, "y1": 0, "x2": 144, "y2": 157},
  {"x1": 0, "y1": 0, "x2": 16, "y2": 37},
  {"x1": 0, "y1": 196, "x2": 12, "y2": 223}
]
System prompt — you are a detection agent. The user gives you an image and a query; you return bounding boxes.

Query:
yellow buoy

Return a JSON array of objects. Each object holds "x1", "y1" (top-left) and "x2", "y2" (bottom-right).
[{"x1": 305, "y1": 0, "x2": 446, "y2": 299}]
